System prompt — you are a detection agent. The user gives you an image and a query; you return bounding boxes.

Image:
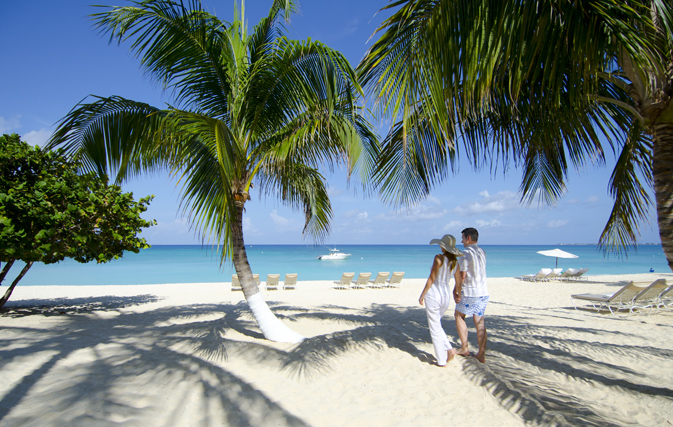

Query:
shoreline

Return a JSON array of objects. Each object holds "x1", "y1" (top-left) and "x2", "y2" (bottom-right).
[{"x1": 2, "y1": 272, "x2": 673, "y2": 425}]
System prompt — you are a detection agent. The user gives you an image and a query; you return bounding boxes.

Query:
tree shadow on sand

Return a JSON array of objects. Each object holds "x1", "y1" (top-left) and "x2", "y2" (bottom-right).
[{"x1": 2, "y1": 299, "x2": 672, "y2": 426}]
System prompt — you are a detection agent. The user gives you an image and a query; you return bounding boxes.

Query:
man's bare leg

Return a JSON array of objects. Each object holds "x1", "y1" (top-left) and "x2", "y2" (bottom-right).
[
  {"x1": 454, "y1": 310, "x2": 470, "y2": 356},
  {"x1": 473, "y1": 315, "x2": 487, "y2": 363}
]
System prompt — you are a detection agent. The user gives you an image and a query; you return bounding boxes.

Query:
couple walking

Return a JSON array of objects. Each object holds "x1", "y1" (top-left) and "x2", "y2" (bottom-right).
[{"x1": 418, "y1": 228, "x2": 488, "y2": 366}]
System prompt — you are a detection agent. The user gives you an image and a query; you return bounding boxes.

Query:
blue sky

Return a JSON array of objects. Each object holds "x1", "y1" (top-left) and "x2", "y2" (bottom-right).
[{"x1": 0, "y1": 0, "x2": 662, "y2": 246}]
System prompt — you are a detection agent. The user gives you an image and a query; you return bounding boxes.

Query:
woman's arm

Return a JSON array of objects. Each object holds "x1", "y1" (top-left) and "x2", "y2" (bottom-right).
[{"x1": 419, "y1": 254, "x2": 443, "y2": 306}]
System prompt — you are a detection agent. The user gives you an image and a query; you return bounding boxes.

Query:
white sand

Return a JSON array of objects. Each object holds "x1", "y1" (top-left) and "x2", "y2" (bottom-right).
[{"x1": 2, "y1": 272, "x2": 673, "y2": 426}]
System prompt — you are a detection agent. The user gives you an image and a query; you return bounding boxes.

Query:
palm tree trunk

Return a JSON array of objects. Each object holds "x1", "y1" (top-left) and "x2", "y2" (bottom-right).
[
  {"x1": 0, "y1": 261, "x2": 33, "y2": 310},
  {"x1": 231, "y1": 201, "x2": 304, "y2": 343},
  {"x1": 652, "y1": 122, "x2": 673, "y2": 272}
]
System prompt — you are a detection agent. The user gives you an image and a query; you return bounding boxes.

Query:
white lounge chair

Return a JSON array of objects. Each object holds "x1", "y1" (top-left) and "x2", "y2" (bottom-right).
[
  {"x1": 283, "y1": 273, "x2": 297, "y2": 290},
  {"x1": 571, "y1": 281, "x2": 644, "y2": 314},
  {"x1": 521, "y1": 268, "x2": 552, "y2": 282},
  {"x1": 656, "y1": 283, "x2": 673, "y2": 309},
  {"x1": 368, "y1": 272, "x2": 390, "y2": 288},
  {"x1": 630, "y1": 279, "x2": 668, "y2": 313},
  {"x1": 352, "y1": 272, "x2": 372, "y2": 289},
  {"x1": 253, "y1": 274, "x2": 260, "y2": 287},
  {"x1": 334, "y1": 272, "x2": 355, "y2": 290},
  {"x1": 559, "y1": 268, "x2": 578, "y2": 281},
  {"x1": 231, "y1": 274, "x2": 242, "y2": 291},
  {"x1": 266, "y1": 274, "x2": 280, "y2": 291},
  {"x1": 572, "y1": 268, "x2": 589, "y2": 280},
  {"x1": 546, "y1": 268, "x2": 563, "y2": 281},
  {"x1": 386, "y1": 272, "x2": 404, "y2": 288}
]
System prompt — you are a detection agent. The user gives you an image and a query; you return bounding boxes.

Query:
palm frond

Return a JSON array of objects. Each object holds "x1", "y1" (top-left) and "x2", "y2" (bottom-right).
[
  {"x1": 599, "y1": 123, "x2": 654, "y2": 255},
  {"x1": 92, "y1": 0, "x2": 231, "y2": 114},
  {"x1": 47, "y1": 95, "x2": 168, "y2": 183}
]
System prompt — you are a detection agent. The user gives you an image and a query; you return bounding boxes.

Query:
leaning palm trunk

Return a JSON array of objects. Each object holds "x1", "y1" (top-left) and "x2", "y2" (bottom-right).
[
  {"x1": 0, "y1": 262, "x2": 33, "y2": 309},
  {"x1": 652, "y1": 123, "x2": 673, "y2": 270},
  {"x1": 47, "y1": 0, "x2": 377, "y2": 342},
  {"x1": 231, "y1": 201, "x2": 304, "y2": 343}
]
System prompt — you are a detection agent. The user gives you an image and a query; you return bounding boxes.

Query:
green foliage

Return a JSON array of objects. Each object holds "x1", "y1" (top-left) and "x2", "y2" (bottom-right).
[
  {"x1": 358, "y1": 0, "x2": 670, "y2": 254},
  {"x1": 48, "y1": 0, "x2": 377, "y2": 264},
  {"x1": 0, "y1": 133, "x2": 155, "y2": 266}
]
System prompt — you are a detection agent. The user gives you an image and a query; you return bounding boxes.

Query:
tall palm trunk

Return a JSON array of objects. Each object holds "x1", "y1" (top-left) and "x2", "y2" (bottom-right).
[
  {"x1": 652, "y1": 123, "x2": 673, "y2": 271},
  {"x1": 231, "y1": 200, "x2": 304, "y2": 343}
]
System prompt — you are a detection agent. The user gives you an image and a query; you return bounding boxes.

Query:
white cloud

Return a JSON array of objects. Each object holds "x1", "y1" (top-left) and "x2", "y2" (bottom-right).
[
  {"x1": 270, "y1": 209, "x2": 290, "y2": 226},
  {"x1": 242, "y1": 217, "x2": 260, "y2": 235},
  {"x1": 547, "y1": 219, "x2": 569, "y2": 228},
  {"x1": 452, "y1": 190, "x2": 520, "y2": 215},
  {"x1": 269, "y1": 209, "x2": 302, "y2": 233},
  {"x1": 0, "y1": 116, "x2": 21, "y2": 134},
  {"x1": 586, "y1": 196, "x2": 599, "y2": 203},
  {"x1": 327, "y1": 186, "x2": 345, "y2": 198},
  {"x1": 475, "y1": 219, "x2": 502, "y2": 228},
  {"x1": 23, "y1": 128, "x2": 52, "y2": 147},
  {"x1": 441, "y1": 220, "x2": 464, "y2": 233},
  {"x1": 377, "y1": 202, "x2": 449, "y2": 222},
  {"x1": 343, "y1": 210, "x2": 370, "y2": 222}
]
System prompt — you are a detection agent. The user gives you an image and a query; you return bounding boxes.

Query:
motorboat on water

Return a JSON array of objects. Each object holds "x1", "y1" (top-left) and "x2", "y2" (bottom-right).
[{"x1": 316, "y1": 247, "x2": 351, "y2": 260}]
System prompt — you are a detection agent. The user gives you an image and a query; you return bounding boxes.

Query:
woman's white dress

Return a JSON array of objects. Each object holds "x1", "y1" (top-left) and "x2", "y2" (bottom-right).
[{"x1": 425, "y1": 256, "x2": 457, "y2": 365}]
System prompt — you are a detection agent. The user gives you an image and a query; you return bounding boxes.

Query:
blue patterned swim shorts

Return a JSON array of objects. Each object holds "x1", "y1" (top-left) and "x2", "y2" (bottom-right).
[{"x1": 456, "y1": 295, "x2": 489, "y2": 316}]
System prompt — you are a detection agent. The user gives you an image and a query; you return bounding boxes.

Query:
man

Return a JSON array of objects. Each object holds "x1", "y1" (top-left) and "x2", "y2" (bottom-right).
[{"x1": 453, "y1": 227, "x2": 488, "y2": 363}]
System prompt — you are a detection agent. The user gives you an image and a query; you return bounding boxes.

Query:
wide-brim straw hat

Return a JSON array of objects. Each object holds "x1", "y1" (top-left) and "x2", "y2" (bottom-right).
[{"x1": 429, "y1": 234, "x2": 464, "y2": 256}]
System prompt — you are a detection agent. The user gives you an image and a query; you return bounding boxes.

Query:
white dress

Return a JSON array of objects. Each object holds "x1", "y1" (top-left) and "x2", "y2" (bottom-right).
[{"x1": 425, "y1": 255, "x2": 457, "y2": 365}]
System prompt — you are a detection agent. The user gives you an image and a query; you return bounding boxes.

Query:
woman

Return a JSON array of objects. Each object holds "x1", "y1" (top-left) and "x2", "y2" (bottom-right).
[{"x1": 419, "y1": 234, "x2": 464, "y2": 366}]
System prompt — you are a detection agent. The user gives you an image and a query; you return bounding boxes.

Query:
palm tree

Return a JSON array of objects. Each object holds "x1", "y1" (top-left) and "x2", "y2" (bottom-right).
[
  {"x1": 357, "y1": 0, "x2": 673, "y2": 271},
  {"x1": 48, "y1": 0, "x2": 377, "y2": 342}
]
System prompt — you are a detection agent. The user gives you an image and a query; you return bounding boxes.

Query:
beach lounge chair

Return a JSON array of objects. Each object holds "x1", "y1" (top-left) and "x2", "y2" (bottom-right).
[
  {"x1": 231, "y1": 274, "x2": 242, "y2": 291},
  {"x1": 352, "y1": 272, "x2": 372, "y2": 289},
  {"x1": 546, "y1": 268, "x2": 563, "y2": 281},
  {"x1": 571, "y1": 268, "x2": 589, "y2": 280},
  {"x1": 368, "y1": 272, "x2": 390, "y2": 288},
  {"x1": 386, "y1": 272, "x2": 404, "y2": 288},
  {"x1": 521, "y1": 268, "x2": 552, "y2": 282},
  {"x1": 253, "y1": 274, "x2": 260, "y2": 287},
  {"x1": 656, "y1": 283, "x2": 673, "y2": 309},
  {"x1": 266, "y1": 274, "x2": 280, "y2": 291},
  {"x1": 630, "y1": 279, "x2": 668, "y2": 313},
  {"x1": 571, "y1": 281, "x2": 645, "y2": 314},
  {"x1": 283, "y1": 273, "x2": 297, "y2": 290},
  {"x1": 559, "y1": 268, "x2": 578, "y2": 281},
  {"x1": 334, "y1": 272, "x2": 355, "y2": 290}
]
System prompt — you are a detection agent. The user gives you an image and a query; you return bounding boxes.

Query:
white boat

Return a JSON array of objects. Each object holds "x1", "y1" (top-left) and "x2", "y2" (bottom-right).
[{"x1": 316, "y1": 247, "x2": 351, "y2": 260}]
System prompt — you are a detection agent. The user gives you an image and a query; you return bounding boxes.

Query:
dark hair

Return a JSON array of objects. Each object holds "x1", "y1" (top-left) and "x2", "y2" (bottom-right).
[
  {"x1": 442, "y1": 251, "x2": 458, "y2": 262},
  {"x1": 442, "y1": 251, "x2": 458, "y2": 270},
  {"x1": 461, "y1": 227, "x2": 479, "y2": 242}
]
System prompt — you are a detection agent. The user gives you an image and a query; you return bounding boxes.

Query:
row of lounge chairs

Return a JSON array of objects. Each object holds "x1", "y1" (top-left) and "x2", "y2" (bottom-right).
[
  {"x1": 571, "y1": 279, "x2": 670, "y2": 315},
  {"x1": 231, "y1": 273, "x2": 297, "y2": 291},
  {"x1": 334, "y1": 272, "x2": 404, "y2": 290},
  {"x1": 521, "y1": 267, "x2": 589, "y2": 282}
]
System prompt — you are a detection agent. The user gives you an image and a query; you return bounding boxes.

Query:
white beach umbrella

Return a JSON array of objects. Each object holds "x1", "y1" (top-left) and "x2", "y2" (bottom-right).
[{"x1": 537, "y1": 248, "x2": 579, "y2": 268}]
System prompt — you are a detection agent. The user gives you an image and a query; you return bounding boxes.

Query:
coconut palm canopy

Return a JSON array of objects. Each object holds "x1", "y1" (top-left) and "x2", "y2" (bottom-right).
[
  {"x1": 47, "y1": 0, "x2": 378, "y2": 342},
  {"x1": 358, "y1": 0, "x2": 673, "y2": 271}
]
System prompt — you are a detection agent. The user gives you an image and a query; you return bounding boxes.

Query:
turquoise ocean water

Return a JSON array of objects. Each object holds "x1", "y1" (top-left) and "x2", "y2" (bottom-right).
[{"x1": 9, "y1": 244, "x2": 669, "y2": 286}]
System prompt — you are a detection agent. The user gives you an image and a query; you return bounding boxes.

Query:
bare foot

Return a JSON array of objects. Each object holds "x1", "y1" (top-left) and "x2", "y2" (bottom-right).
[
  {"x1": 447, "y1": 349, "x2": 456, "y2": 363},
  {"x1": 474, "y1": 353, "x2": 486, "y2": 363},
  {"x1": 456, "y1": 348, "x2": 470, "y2": 357}
]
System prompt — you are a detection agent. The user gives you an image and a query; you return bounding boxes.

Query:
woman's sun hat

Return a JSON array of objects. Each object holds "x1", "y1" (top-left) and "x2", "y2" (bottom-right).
[{"x1": 429, "y1": 234, "x2": 464, "y2": 256}]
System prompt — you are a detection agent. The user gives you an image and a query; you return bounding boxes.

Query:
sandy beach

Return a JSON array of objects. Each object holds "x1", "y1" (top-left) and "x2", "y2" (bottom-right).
[{"x1": 2, "y1": 272, "x2": 673, "y2": 426}]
